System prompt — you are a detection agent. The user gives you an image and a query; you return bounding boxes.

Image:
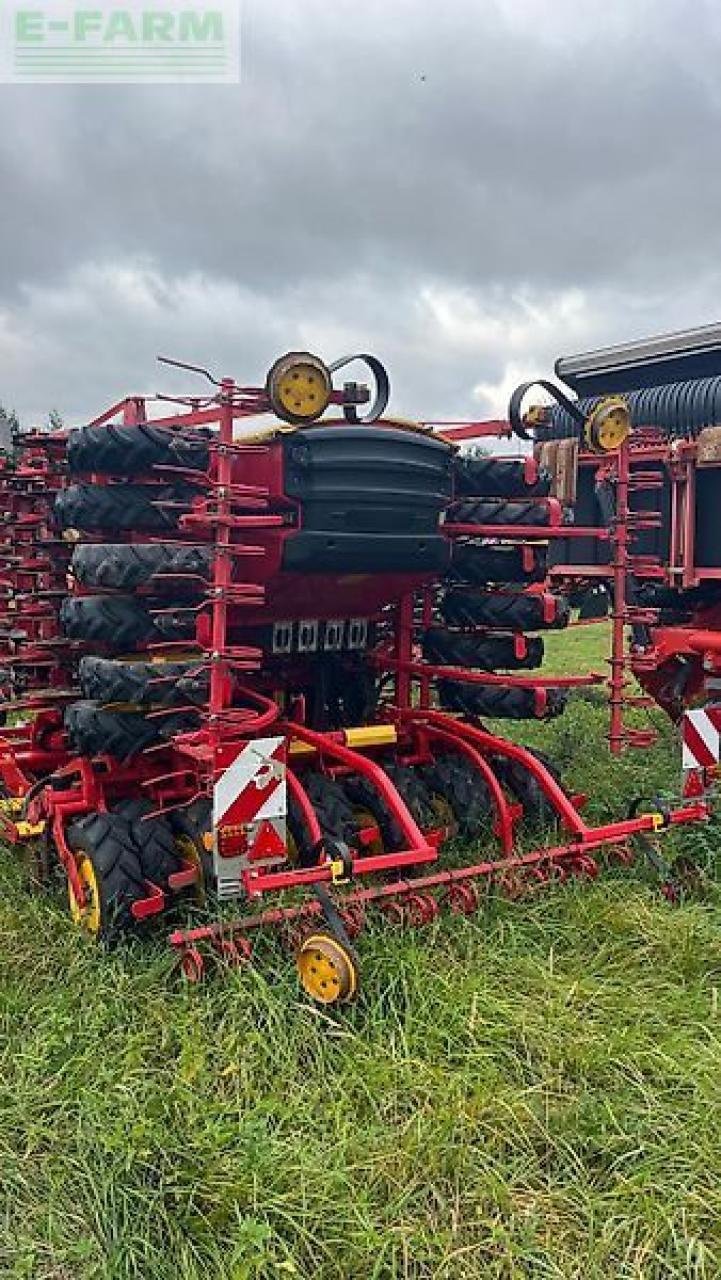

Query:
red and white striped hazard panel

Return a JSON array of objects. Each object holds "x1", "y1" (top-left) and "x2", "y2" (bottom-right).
[
  {"x1": 212, "y1": 736, "x2": 287, "y2": 899},
  {"x1": 682, "y1": 707, "x2": 721, "y2": 771}
]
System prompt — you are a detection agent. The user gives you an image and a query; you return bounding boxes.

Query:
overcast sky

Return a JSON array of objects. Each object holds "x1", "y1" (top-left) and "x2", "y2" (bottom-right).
[{"x1": 2, "y1": 0, "x2": 721, "y2": 425}]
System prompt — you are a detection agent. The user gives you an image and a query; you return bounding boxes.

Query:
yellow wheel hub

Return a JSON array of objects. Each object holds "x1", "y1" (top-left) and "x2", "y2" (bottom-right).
[
  {"x1": 266, "y1": 352, "x2": 332, "y2": 424},
  {"x1": 68, "y1": 855, "x2": 102, "y2": 936},
  {"x1": 276, "y1": 366, "x2": 326, "y2": 419},
  {"x1": 585, "y1": 397, "x2": 630, "y2": 453},
  {"x1": 296, "y1": 931, "x2": 359, "y2": 1004},
  {"x1": 176, "y1": 834, "x2": 210, "y2": 903}
]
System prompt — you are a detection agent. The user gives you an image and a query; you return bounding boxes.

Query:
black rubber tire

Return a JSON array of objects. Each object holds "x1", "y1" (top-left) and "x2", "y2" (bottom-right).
[
  {"x1": 170, "y1": 797, "x2": 211, "y2": 845},
  {"x1": 170, "y1": 798, "x2": 214, "y2": 891},
  {"x1": 453, "y1": 456, "x2": 551, "y2": 498},
  {"x1": 494, "y1": 748, "x2": 566, "y2": 825},
  {"x1": 64, "y1": 701, "x2": 198, "y2": 760},
  {"x1": 54, "y1": 483, "x2": 197, "y2": 533},
  {"x1": 437, "y1": 679, "x2": 568, "y2": 720},
  {"x1": 343, "y1": 762, "x2": 436, "y2": 851},
  {"x1": 283, "y1": 789, "x2": 321, "y2": 869},
  {"x1": 60, "y1": 596, "x2": 196, "y2": 651},
  {"x1": 78, "y1": 655, "x2": 208, "y2": 707},
  {"x1": 448, "y1": 498, "x2": 557, "y2": 527},
  {"x1": 578, "y1": 584, "x2": 610, "y2": 619},
  {"x1": 68, "y1": 423, "x2": 210, "y2": 476},
  {"x1": 422, "y1": 627, "x2": 544, "y2": 671},
  {"x1": 70, "y1": 542, "x2": 211, "y2": 592},
  {"x1": 420, "y1": 754, "x2": 491, "y2": 839},
  {"x1": 113, "y1": 798, "x2": 182, "y2": 888},
  {"x1": 66, "y1": 811, "x2": 146, "y2": 941},
  {"x1": 441, "y1": 589, "x2": 570, "y2": 632},
  {"x1": 301, "y1": 654, "x2": 379, "y2": 731},
  {"x1": 450, "y1": 542, "x2": 547, "y2": 585},
  {"x1": 301, "y1": 773, "x2": 357, "y2": 852}
]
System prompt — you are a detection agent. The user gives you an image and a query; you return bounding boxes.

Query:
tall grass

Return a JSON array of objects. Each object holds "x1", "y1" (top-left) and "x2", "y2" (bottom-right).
[{"x1": 1, "y1": 624, "x2": 721, "y2": 1278}]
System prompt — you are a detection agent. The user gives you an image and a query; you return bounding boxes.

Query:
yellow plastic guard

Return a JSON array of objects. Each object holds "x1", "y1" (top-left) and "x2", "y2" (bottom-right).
[
  {"x1": 289, "y1": 725, "x2": 397, "y2": 756},
  {"x1": 343, "y1": 725, "x2": 397, "y2": 749},
  {"x1": 15, "y1": 820, "x2": 46, "y2": 838}
]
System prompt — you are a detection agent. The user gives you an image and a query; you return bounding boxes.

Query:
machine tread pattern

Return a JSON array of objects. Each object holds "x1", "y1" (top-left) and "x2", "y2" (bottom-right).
[
  {"x1": 449, "y1": 498, "x2": 556, "y2": 527},
  {"x1": 441, "y1": 589, "x2": 570, "y2": 632},
  {"x1": 64, "y1": 701, "x2": 198, "y2": 760},
  {"x1": 68, "y1": 423, "x2": 210, "y2": 476},
  {"x1": 71, "y1": 542, "x2": 211, "y2": 591},
  {"x1": 78, "y1": 655, "x2": 207, "y2": 706},
  {"x1": 67, "y1": 811, "x2": 146, "y2": 939},
  {"x1": 453, "y1": 456, "x2": 551, "y2": 498},
  {"x1": 420, "y1": 754, "x2": 490, "y2": 838},
  {"x1": 55, "y1": 483, "x2": 198, "y2": 532},
  {"x1": 60, "y1": 596, "x2": 196, "y2": 650},
  {"x1": 438, "y1": 679, "x2": 568, "y2": 721},
  {"x1": 422, "y1": 627, "x2": 544, "y2": 670}
]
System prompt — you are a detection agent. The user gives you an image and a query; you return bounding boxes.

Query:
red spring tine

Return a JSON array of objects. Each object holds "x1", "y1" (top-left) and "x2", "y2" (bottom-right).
[
  {"x1": 577, "y1": 854, "x2": 600, "y2": 879},
  {"x1": 235, "y1": 936, "x2": 253, "y2": 960},
  {"x1": 445, "y1": 882, "x2": 478, "y2": 916},
  {"x1": 215, "y1": 937, "x2": 251, "y2": 967},
  {"x1": 340, "y1": 904, "x2": 366, "y2": 938},
  {"x1": 381, "y1": 900, "x2": 406, "y2": 926},
  {"x1": 403, "y1": 895, "x2": 424, "y2": 926},
  {"x1": 495, "y1": 869, "x2": 522, "y2": 899},
  {"x1": 280, "y1": 922, "x2": 307, "y2": 954},
  {"x1": 608, "y1": 842, "x2": 634, "y2": 866},
  {"x1": 565, "y1": 854, "x2": 593, "y2": 879},
  {"x1": 405, "y1": 893, "x2": 438, "y2": 926},
  {"x1": 424, "y1": 893, "x2": 441, "y2": 922},
  {"x1": 525, "y1": 866, "x2": 548, "y2": 885},
  {"x1": 180, "y1": 945, "x2": 205, "y2": 983},
  {"x1": 523, "y1": 455, "x2": 538, "y2": 487}
]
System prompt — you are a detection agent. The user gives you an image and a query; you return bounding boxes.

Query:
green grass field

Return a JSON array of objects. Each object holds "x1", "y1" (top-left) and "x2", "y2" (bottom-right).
[{"x1": 2, "y1": 625, "x2": 721, "y2": 1279}]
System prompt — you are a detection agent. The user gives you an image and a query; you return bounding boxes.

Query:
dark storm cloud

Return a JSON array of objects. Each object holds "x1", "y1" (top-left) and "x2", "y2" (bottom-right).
[{"x1": 2, "y1": 0, "x2": 721, "y2": 423}]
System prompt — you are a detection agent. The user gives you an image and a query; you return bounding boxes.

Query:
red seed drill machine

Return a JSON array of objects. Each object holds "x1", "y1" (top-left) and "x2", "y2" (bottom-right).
[{"x1": 0, "y1": 347, "x2": 706, "y2": 1002}]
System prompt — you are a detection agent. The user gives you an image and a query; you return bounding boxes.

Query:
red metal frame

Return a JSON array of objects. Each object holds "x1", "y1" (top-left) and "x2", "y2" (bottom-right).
[{"x1": 434, "y1": 411, "x2": 721, "y2": 753}]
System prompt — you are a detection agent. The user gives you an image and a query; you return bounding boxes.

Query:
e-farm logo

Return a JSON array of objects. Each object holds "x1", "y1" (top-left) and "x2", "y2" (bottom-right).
[{"x1": 0, "y1": 0, "x2": 240, "y2": 82}]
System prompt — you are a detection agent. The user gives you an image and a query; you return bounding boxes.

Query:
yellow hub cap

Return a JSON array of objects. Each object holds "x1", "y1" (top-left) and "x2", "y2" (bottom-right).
[
  {"x1": 277, "y1": 366, "x2": 327, "y2": 418},
  {"x1": 68, "y1": 855, "x2": 102, "y2": 936},
  {"x1": 585, "y1": 397, "x2": 630, "y2": 452},
  {"x1": 266, "y1": 351, "x2": 332, "y2": 424},
  {"x1": 296, "y1": 931, "x2": 359, "y2": 1004}
]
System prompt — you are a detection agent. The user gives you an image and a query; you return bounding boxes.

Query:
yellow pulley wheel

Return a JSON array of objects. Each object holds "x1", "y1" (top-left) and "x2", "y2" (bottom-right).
[
  {"x1": 68, "y1": 854, "x2": 102, "y2": 937},
  {"x1": 584, "y1": 396, "x2": 630, "y2": 453},
  {"x1": 296, "y1": 930, "x2": 359, "y2": 1004},
  {"x1": 266, "y1": 351, "x2": 333, "y2": 425}
]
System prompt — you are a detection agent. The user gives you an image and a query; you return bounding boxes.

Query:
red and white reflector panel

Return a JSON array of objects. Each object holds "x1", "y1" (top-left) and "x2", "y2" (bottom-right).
[
  {"x1": 682, "y1": 707, "x2": 721, "y2": 771},
  {"x1": 213, "y1": 736, "x2": 287, "y2": 899}
]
